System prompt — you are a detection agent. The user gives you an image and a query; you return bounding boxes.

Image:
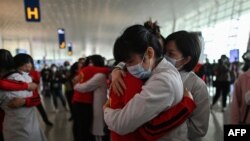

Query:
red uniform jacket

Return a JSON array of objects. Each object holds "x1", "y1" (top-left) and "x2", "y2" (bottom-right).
[
  {"x1": 109, "y1": 72, "x2": 196, "y2": 141},
  {"x1": 28, "y1": 70, "x2": 42, "y2": 107},
  {"x1": 110, "y1": 72, "x2": 145, "y2": 141},
  {"x1": 72, "y1": 66, "x2": 109, "y2": 104}
]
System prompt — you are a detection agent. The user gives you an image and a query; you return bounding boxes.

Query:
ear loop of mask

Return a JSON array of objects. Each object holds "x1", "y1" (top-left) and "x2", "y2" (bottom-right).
[{"x1": 141, "y1": 50, "x2": 152, "y2": 72}]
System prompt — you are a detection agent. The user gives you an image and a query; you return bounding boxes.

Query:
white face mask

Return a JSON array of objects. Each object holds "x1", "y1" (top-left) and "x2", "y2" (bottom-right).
[
  {"x1": 245, "y1": 90, "x2": 250, "y2": 105},
  {"x1": 66, "y1": 66, "x2": 70, "y2": 70},
  {"x1": 127, "y1": 54, "x2": 152, "y2": 79},
  {"x1": 52, "y1": 67, "x2": 57, "y2": 72},
  {"x1": 165, "y1": 55, "x2": 184, "y2": 69}
]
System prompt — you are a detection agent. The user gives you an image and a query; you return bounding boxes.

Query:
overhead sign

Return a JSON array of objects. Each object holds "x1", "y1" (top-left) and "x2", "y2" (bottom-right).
[
  {"x1": 229, "y1": 49, "x2": 239, "y2": 62},
  {"x1": 58, "y1": 28, "x2": 66, "y2": 49},
  {"x1": 68, "y1": 42, "x2": 73, "y2": 56},
  {"x1": 16, "y1": 48, "x2": 27, "y2": 54},
  {"x1": 24, "y1": 0, "x2": 41, "y2": 22}
]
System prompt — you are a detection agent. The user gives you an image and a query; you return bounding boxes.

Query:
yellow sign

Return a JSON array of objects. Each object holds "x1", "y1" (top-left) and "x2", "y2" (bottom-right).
[
  {"x1": 60, "y1": 42, "x2": 66, "y2": 49},
  {"x1": 24, "y1": 0, "x2": 41, "y2": 22}
]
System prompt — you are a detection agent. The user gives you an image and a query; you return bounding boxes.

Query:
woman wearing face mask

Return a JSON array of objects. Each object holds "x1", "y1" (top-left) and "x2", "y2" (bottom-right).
[
  {"x1": 164, "y1": 31, "x2": 210, "y2": 141},
  {"x1": 231, "y1": 51, "x2": 250, "y2": 124},
  {"x1": 104, "y1": 24, "x2": 189, "y2": 141},
  {"x1": 74, "y1": 55, "x2": 110, "y2": 141},
  {"x1": 71, "y1": 56, "x2": 110, "y2": 141},
  {"x1": 50, "y1": 64, "x2": 67, "y2": 112},
  {"x1": 108, "y1": 21, "x2": 196, "y2": 141},
  {"x1": 0, "y1": 50, "x2": 47, "y2": 141}
]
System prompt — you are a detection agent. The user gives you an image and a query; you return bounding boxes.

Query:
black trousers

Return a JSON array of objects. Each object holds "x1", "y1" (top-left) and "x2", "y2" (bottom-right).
[
  {"x1": 65, "y1": 90, "x2": 74, "y2": 118},
  {"x1": 51, "y1": 89, "x2": 66, "y2": 109},
  {"x1": 36, "y1": 104, "x2": 50, "y2": 123},
  {"x1": 212, "y1": 81, "x2": 230, "y2": 108},
  {"x1": 72, "y1": 102, "x2": 94, "y2": 141}
]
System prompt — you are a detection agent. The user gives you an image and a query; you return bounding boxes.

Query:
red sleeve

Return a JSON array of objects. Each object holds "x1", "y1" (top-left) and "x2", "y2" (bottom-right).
[
  {"x1": 26, "y1": 70, "x2": 41, "y2": 107},
  {"x1": 110, "y1": 73, "x2": 143, "y2": 109},
  {"x1": 0, "y1": 79, "x2": 28, "y2": 91},
  {"x1": 29, "y1": 70, "x2": 40, "y2": 84},
  {"x1": 25, "y1": 91, "x2": 41, "y2": 107},
  {"x1": 139, "y1": 97, "x2": 196, "y2": 141}
]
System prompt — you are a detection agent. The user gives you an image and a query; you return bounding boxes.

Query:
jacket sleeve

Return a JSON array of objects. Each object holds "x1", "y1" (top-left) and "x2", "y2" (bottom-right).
[
  {"x1": 74, "y1": 73, "x2": 105, "y2": 93},
  {"x1": 25, "y1": 94, "x2": 41, "y2": 107},
  {"x1": 0, "y1": 79, "x2": 28, "y2": 91},
  {"x1": 186, "y1": 80, "x2": 210, "y2": 139},
  {"x1": 138, "y1": 97, "x2": 196, "y2": 141},
  {"x1": 104, "y1": 72, "x2": 182, "y2": 135}
]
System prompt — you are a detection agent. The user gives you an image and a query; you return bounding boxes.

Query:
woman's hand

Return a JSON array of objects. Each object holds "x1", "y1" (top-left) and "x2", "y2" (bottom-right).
[
  {"x1": 8, "y1": 98, "x2": 26, "y2": 108},
  {"x1": 27, "y1": 83, "x2": 38, "y2": 91},
  {"x1": 183, "y1": 88, "x2": 193, "y2": 100},
  {"x1": 72, "y1": 75, "x2": 81, "y2": 85},
  {"x1": 110, "y1": 68, "x2": 126, "y2": 96}
]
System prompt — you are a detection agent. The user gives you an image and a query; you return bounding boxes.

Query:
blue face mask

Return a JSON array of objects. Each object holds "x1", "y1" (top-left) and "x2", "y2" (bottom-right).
[
  {"x1": 127, "y1": 55, "x2": 152, "y2": 79},
  {"x1": 165, "y1": 55, "x2": 183, "y2": 67}
]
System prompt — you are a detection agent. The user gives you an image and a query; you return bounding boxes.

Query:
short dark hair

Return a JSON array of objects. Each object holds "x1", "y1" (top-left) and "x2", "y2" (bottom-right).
[
  {"x1": 70, "y1": 62, "x2": 79, "y2": 77},
  {"x1": 13, "y1": 54, "x2": 34, "y2": 68},
  {"x1": 89, "y1": 55, "x2": 105, "y2": 67},
  {"x1": 0, "y1": 49, "x2": 15, "y2": 71},
  {"x1": 113, "y1": 24, "x2": 163, "y2": 62},
  {"x1": 164, "y1": 30, "x2": 201, "y2": 72}
]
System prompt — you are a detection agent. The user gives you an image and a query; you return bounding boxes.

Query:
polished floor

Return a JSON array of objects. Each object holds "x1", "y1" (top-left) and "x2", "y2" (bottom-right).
[{"x1": 37, "y1": 86, "x2": 231, "y2": 141}]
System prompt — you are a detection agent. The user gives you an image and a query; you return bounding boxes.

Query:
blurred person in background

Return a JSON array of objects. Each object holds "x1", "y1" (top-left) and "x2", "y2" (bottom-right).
[
  {"x1": 41, "y1": 64, "x2": 51, "y2": 97},
  {"x1": 74, "y1": 55, "x2": 109, "y2": 141},
  {"x1": 72, "y1": 56, "x2": 110, "y2": 141},
  {"x1": 50, "y1": 64, "x2": 67, "y2": 112},
  {"x1": 211, "y1": 55, "x2": 231, "y2": 112}
]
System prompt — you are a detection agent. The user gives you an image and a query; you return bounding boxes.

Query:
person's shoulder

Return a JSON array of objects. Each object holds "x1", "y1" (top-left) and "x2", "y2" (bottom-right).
[
  {"x1": 7, "y1": 72, "x2": 25, "y2": 82},
  {"x1": 237, "y1": 70, "x2": 250, "y2": 80},
  {"x1": 188, "y1": 72, "x2": 207, "y2": 88}
]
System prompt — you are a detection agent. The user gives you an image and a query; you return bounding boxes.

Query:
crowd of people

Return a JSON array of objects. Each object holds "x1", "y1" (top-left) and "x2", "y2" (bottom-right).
[{"x1": 0, "y1": 19, "x2": 249, "y2": 141}]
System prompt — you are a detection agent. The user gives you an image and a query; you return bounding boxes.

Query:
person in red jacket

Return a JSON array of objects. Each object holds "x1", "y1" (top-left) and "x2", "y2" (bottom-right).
[{"x1": 72, "y1": 55, "x2": 110, "y2": 141}]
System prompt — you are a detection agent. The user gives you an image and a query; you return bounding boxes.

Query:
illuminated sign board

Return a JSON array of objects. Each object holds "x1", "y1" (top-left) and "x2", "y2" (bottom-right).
[
  {"x1": 68, "y1": 42, "x2": 73, "y2": 56},
  {"x1": 24, "y1": 0, "x2": 41, "y2": 22},
  {"x1": 58, "y1": 28, "x2": 66, "y2": 49}
]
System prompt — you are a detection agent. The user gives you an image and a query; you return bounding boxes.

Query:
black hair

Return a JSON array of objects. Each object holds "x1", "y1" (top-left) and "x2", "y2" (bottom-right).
[
  {"x1": 70, "y1": 62, "x2": 79, "y2": 78},
  {"x1": 164, "y1": 31, "x2": 201, "y2": 72},
  {"x1": 143, "y1": 19, "x2": 165, "y2": 47},
  {"x1": 13, "y1": 53, "x2": 34, "y2": 68},
  {"x1": 89, "y1": 54, "x2": 105, "y2": 67},
  {"x1": 78, "y1": 57, "x2": 85, "y2": 62},
  {"x1": 113, "y1": 24, "x2": 163, "y2": 62},
  {"x1": 242, "y1": 51, "x2": 250, "y2": 71},
  {"x1": 0, "y1": 49, "x2": 15, "y2": 72},
  {"x1": 83, "y1": 56, "x2": 90, "y2": 67}
]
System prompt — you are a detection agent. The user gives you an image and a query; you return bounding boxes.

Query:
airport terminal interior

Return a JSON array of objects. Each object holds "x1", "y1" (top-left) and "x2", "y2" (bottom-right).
[{"x1": 1, "y1": 0, "x2": 250, "y2": 141}]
